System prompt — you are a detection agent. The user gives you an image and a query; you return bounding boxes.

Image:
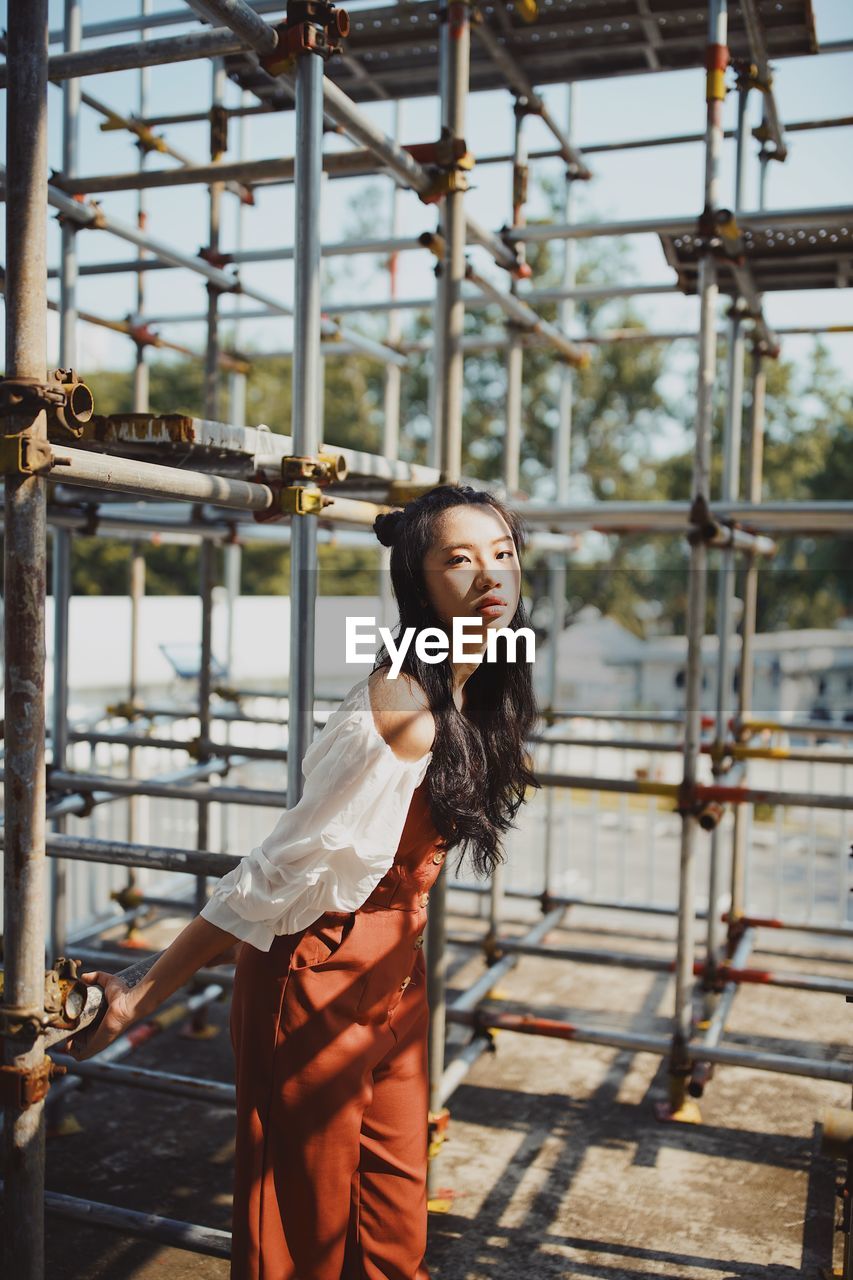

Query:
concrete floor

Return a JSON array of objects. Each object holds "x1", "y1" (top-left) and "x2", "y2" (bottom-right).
[{"x1": 5, "y1": 907, "x2": 849, "y2": 1279}]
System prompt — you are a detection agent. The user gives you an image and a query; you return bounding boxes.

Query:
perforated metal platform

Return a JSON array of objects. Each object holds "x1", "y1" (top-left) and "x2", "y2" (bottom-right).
[
  {"x1": 225, "y1": 0, "x2": 818, "y2": 110},
  {"x1": 659, "y1": 221, "x2": 853, "y2": 294}
]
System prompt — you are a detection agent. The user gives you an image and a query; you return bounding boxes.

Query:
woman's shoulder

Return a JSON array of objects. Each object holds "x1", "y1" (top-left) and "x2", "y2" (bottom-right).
[{"x1": 366, "y1": 664, "x2": 436, "y2": 763}]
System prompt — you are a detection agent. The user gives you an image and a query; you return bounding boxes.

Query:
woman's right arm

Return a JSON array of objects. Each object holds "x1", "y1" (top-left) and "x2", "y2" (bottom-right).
[{"x1": 65, "y1": 915, "x2": 240, "y2": 1062}]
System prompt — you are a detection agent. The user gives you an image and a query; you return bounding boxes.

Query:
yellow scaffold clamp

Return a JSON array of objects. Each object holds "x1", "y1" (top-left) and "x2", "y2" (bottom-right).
[{"x1": 0, "y1": 432, "x2": 54, "y2": 477}]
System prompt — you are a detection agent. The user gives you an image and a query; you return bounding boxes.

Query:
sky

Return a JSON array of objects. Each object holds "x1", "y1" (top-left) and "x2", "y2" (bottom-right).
[{"x1": 0, "y1": 0, "x2": 851, "y2": 458}]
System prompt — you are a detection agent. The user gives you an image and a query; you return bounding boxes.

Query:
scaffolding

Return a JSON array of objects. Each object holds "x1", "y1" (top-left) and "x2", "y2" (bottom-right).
[{"x1": 1, "y1": 1, "x2": 852, "y2": 1276}]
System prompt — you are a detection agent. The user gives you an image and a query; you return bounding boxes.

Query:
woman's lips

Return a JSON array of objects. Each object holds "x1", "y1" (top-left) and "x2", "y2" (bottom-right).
[{"x1": 475, "y1": 601, "x2": 507, "y2": 617}]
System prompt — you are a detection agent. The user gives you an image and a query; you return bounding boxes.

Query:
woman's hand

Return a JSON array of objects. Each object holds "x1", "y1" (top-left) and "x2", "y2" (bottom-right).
[
  {"x1": 64, "y1": 970, "x2": 138, "y2": 1062},
  {"x1": 63, "y1": 917, "x2": 240, "y2": 1061}
]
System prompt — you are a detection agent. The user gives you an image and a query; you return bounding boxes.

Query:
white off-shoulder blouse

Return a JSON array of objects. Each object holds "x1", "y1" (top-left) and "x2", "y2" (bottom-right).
[{"x1": 199, "y1": 674, "x2": 434, "y2": 952}]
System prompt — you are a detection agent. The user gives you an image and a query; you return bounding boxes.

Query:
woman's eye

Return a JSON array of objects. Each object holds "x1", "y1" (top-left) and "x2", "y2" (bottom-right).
[{"x1": 448, "y1": 551, "x2": 514, "y2": 565}]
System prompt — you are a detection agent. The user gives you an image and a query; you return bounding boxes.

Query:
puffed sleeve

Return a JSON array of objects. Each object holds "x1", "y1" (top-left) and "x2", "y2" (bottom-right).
[{"x1": 199, "y1": 678, "x2": 433, "y2": 952}]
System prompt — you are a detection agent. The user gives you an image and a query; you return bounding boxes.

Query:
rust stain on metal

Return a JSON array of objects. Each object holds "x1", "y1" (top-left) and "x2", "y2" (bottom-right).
[{"x1": 93, "y1": 413, "x2": 196, "y2": 444}]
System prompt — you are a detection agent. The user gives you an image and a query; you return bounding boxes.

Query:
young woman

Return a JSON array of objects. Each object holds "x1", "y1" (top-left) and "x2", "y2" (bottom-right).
[{"x1": 68, "y1": 482, "x2": 540, "y2": 1280}]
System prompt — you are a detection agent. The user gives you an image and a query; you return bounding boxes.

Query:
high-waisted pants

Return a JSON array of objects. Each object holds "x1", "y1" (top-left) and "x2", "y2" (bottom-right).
[{"x1": 228, "y1": 783, "x2": 446, "y2": 1280}]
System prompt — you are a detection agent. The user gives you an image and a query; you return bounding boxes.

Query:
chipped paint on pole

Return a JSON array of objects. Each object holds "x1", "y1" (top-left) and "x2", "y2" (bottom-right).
[{"x1": 2, "y1": 3, "x2": 51, "y2": 1278}]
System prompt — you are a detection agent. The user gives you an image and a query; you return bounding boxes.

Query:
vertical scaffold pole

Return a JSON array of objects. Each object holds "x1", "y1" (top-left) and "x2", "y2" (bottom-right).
[
  {"x1": 380, "y1": 102, "x2": 403, "y2": 634},
  {"x1": 49, "y1": 0, "x2": 81, "y2": 967},
  {"x1": 431, "y1": 0, "x2": 470, "y2": 481},
  {"x1": 194, "y1": 537, "x2": 215, "y2": 942},
  {"x1": 729, "y1": 346, "x2": 765, "y2": 925},
  {"x1": 191, "y1": 59, "x2": 227, "y2": 983},
  {"x1": 228, "y1": 91, "x2": 250, "y2": 435},
  {"x1": 729, "y1": 130, "x2": 769, "y2": 931},
  {"x1": 2, "y1": 4, "x2": 50, "y2": 1276},
  {"x1": 132, "y1": 0, "x2": 152, "y2": 414},
  {"x1": 127, "y1": 543, "x2": 146, "y2": 860},
  {"x1": 665, "y1": 0, "x2": 728, "y2": 1121},
  {"x1": 204, "y1": 59, "x2": 227, "y2": 422},
  {"x1": 49, "y1": 528, "x2": 71, "y2": 960},
  {"x1": 704, "y1": 78, "x2": 750, "y2": 1012},
  {"x1": 127, "y1": 0, "x2": 151, "y2": 871},
  {"x1": 286, "y1": 21, "x2": 325, "y2": 806},
  {"x1": 543, "y1": 82, "x2": 577, "y2": 901},
  {"x1": 487, "y1": 95, "x2": 527, "y2": 954},
  {"x1": 427, "y1": 0, "x2": 471, "y2": 1195},
  {"x1": 503, "y1": 100, "x2": 526, "y2": 497}
]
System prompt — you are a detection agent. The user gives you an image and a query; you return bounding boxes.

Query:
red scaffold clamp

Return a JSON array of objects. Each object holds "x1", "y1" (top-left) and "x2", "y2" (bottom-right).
[{"x1": 261, "y1": 0, "x2": 350, "y2": 74}]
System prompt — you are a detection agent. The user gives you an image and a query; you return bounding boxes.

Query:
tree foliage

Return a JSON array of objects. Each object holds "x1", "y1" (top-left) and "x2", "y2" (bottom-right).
[{"x1": 54, "y1": 180, "x2": 851, "y2": 641}]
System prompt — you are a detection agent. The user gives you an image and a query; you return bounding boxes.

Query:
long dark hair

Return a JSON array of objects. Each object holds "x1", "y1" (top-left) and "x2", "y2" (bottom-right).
[{"x1": 372, "y1": 483, "x2": 541, "y2": 878}]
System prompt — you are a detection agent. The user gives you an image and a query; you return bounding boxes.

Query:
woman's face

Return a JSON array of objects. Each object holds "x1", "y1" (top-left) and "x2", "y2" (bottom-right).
[{"x1": 421, "y1": 504, "x2": 522, "y2": 638}]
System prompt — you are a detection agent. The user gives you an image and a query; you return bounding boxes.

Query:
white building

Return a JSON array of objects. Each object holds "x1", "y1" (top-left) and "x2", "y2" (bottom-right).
[{"x1": 607, "y1": 621, "x2": 853, "y2": 723}]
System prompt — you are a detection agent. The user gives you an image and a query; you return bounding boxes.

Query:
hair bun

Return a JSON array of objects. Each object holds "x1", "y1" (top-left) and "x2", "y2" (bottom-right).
[{"x1": 373, "y1": 509, "x2": 405, "y2": 548}]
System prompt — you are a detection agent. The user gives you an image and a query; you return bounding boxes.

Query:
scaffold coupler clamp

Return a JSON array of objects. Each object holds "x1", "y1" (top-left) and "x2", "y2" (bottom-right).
[
  {"x1": 1, "y1": 369, "x2": 91, "y2": 467},
  {"x1": 732, "y1": 58, "x2": 775, "y2": 106},
  {"x1": 686, "y1": 493, "x2": 720, "y2": 547},
  {"x1": 539, "y1": 888, "x2": 557, "y2": 915},
  {"x1": 725, "y1": 912, "x2": 749, "y2": 951},
  {"x1": 254, "y1": 453, "x2": 346, "y2": 523},
  {"x1": 0, "y1": 1055, "x2": 66, "y2": 1109},
  {"x1": 413, "y1": 128, "x2": 475, "y2": 206},
  {"x1": 260, "y1": 0, "x2": 350, "y2": 75},
  {"x1": 674, "y1": 779, "x2": 702, "y2": 822},
  {"x1": 427, "y1": 1106, "x2": 451, "y2": 1159},
  {"x1": 0, "y1": 960, "x2": 107, "y2": 1104},
  {"x1": 483, "y1": 931, "x2": 504, "y2": 966}
]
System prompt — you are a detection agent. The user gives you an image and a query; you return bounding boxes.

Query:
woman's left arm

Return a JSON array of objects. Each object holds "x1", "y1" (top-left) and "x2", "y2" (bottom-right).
[{"x1": 65, "y1": 915, "x2": 240, "y2": 1062}]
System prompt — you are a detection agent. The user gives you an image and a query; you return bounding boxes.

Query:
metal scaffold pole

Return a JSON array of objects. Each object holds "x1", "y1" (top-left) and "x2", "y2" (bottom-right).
[
  {"x1": 544, "y1": 82, "x2": 577, "y2": 901},
  {"x1": 379, "y1": 101, "x2": 404, "y2": 634},
  {"x1": 487, "y1": 93, "x2": 528, "y2": 957},
  {"x1": 204, "y1": 59, "x2": 227, "y2": 423},
  {"x1": 427, "y1": 0, "x2": 472, "y2": 1195},
  {"x1": 729, "y1": 346, "x2": 766, "y2": 924},
  {"x1": 1, "y1": 4, "x2": 51, "y2": 1276},
  {"x1": 194, "y1": 538, "x2": 216, "y2": 970},
  {"x1": 127, "y1": 543, "x2": 146, "y2": 854},
  {"x1": 431, "y1": 0, "x2": 470, "y2": 482},
  {"x1": 665, "y1": 0, "x2": 729, "y2": 1122},
  {"x1": 286, "y1": 15, "x2": 326, "y2": 808},
  {"x1": 190, "y1": 57, "x2": 229, "y2": 1008},
  {"x1": 728, "y1": 121, "x2": 772, "y2": 933},
  {"x1": 503, "y1": 99, "x2": 526, "y2": 498},
  {"x1": 703, "y1": 77, "x2": 751, "y2": 1015},
  {"x1": 48, "y1": 0, "x2": 82, "y2": 967},
  {"x1": 132, "y1": 0, "x2": 153, "y2": 413}
]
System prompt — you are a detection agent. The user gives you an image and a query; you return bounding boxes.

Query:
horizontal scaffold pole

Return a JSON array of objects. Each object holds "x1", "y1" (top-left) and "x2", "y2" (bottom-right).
[
  {"x1": 53, "y1": 149, "x2": 423, "y2": 195},
  {"x1": 0, "y1": 1184, "x2": 232, "y2": 1260},
  {"x1": 42, "y1": 445, "x2": 410, "y2": 525},
  {"x1": 185, "y1": 0, "x2": 279, "y2": 55},
  {"x1": 46, "y1": 770, "x2": 286, "y2": 809},
  {"x1": 0, "y1": 167, "x2": 407, "y2": 367},
  {"x1": 462, "y1": 261, "x2": 588, "y2": 367},
  {"x1": 508, "y1": 499, "x2": 853, "y2": 534},
  {"x1": 0, "y1": 27, "x2": 248, "y2": 86},
  {"x1": 0, "y1": 830, "x2": 240, "y2": 878},
  {"x1": 532, "y1": 769, "x2": 853, "y2": 813},
  {"x1": 444, "y1": 1010, "x2": 852, "y2": 1085},
  {"x1": 49, "y1": 444, "x2": 276, "y2": 511},
  {"x1": 508, "y1": 205, "x2": 853, "y2": 243}
]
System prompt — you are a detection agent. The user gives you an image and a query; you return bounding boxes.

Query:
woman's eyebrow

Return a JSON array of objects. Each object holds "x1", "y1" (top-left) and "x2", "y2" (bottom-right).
[{"x1": 441, "y1": 536, "x2": 514, "y2": 552}]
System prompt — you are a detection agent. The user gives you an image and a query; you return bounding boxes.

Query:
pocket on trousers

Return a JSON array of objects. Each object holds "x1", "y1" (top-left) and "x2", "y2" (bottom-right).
[{"x1": 291, "y1": 912, "x2": 358, "y2": 971}]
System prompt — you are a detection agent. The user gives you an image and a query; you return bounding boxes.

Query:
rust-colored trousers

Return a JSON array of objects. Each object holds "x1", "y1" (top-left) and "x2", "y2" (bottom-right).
[{"x1": 229, "y1": 780, "x2": 447, "y2": 1280}]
